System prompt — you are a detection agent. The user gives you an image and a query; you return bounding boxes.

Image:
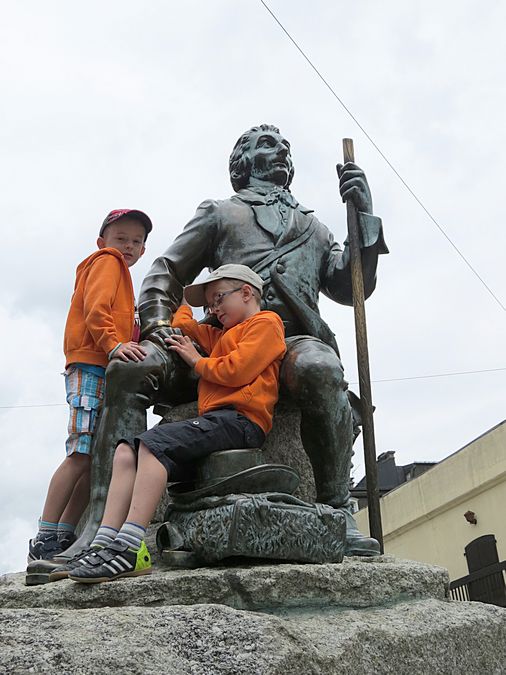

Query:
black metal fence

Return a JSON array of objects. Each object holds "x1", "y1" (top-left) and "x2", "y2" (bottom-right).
[{"x1": 449, "y1": 560, "x2": 506, "y2": 606}]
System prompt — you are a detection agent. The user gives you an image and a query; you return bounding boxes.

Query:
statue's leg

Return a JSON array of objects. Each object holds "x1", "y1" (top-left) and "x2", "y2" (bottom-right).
[
  {"x1": 280, "y1": 337, "x2": 353, "y2": 507},
  {"x1": 62, "y1": 341, "x2": 178, "y2": 557},
  {"x1": 280, "y1": 336, "x2": 380, "y2": 555}
]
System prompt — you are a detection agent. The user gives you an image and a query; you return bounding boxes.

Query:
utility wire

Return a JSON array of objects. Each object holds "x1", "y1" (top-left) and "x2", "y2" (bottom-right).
[
  {"x1": 0, "y1": 403, "x2": 67, "y2": 409},
  {"x1": 258, "y1": 0, "x2": 505, "y2": 312},
  {"x1": 2, "y1": 366, "x2": 504, "y2": 410},
  {"x1": 350, "y1": 366, "x2": 506, "y2": 385}
]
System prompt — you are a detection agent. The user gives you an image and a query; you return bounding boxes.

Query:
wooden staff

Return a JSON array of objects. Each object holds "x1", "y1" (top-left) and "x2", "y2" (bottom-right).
[{"x1": 341, "y1": 138, "x2": 384, "y2": 551}]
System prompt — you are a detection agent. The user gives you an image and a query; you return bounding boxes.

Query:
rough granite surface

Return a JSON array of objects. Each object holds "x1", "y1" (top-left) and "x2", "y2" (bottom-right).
[
  {"x1": 2, "y1": 557, "x2": 506, "y2": 674},
  {"x1": 1, "y1": 598, "x2": 505, "y2": 674},
  {"x1": 3, "y1": 557, "x2": 447, "y2": 611}
]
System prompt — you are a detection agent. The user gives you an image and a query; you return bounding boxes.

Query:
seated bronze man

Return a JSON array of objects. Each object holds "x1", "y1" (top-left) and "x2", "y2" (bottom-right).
[{"x1": 67, "y1": 124, "x2": 388, "y2": 557}]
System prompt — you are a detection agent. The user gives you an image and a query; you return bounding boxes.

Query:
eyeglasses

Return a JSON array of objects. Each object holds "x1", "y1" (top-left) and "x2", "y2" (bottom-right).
[{"x1": 207, "y1": 287, "x2": 243, "y2": 311}]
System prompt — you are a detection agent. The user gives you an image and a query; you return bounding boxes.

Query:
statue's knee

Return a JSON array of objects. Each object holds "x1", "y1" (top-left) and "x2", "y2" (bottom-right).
[
  {"x1": 105, "y1": 358, "x2": 145, "y2": 392},
  {"x1": 285, "y1": 345, "x2": 346, "y2": 397},
  {"x1": 319, "y1": 358, "x2": 346, "y2": 392}
]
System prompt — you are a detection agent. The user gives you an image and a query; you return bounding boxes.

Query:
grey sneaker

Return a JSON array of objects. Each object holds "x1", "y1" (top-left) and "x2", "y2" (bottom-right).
[
  {"x1": 69, "y1": 540, "x2": 151, "y2": 584},
  {"x1": 57, "y1": 530, "x2": 77, "y2": 552},
  {"x1": 25, "y1": 545, "x2": 103, "y2": 586},
  {"x1": 49, "y1": 545, "x2": 104, "y2": 582},
  {"x1": 28, "y1": 532, "x2": 63, "y2": 562}
]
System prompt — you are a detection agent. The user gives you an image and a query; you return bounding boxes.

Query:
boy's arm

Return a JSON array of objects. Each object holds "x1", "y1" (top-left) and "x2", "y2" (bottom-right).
[
  {"x1": 82, "y1": 255, "x2": 125, "y2": 355},
  {"x1": 172, "y1": 305, "x2": 220, "y2": 356},
  {"x1": 194, "y1": 315, "x2": 286, "y2": 387}
]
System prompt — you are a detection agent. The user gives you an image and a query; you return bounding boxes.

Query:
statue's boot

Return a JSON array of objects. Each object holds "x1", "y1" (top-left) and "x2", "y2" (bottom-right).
[
  {"x1": 61, "y1": 343, "x2": 183, "y2": 560},
  {"x1": 303, "y1": 403, "x2": 380, "y2": 556},
  {"x1": 338, "y1": 503, "x2": 381, "y2": 556},
  {"x1": 281, "y1": 338, "x2": 380, "y2": 556}
]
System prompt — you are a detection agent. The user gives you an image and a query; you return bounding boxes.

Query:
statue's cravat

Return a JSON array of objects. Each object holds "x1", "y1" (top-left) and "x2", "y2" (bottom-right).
[{"x1": 244, "y1": 184, "x2": 299, "y2": 240}]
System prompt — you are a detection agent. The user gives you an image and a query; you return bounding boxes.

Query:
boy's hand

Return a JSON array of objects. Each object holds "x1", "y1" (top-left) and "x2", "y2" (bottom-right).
[
  {"x1": 165, "y1": 334, "x2": 202, "y2": 368},
  {"x1": 143, "y1": 326, "x2": 182, "y2": 350},
  {"x1": 112, "y1": 341, "x2": 148, "y2": 362}
]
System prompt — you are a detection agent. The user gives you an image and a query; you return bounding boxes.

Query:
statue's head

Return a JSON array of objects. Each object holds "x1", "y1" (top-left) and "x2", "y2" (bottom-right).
[{"x1": 229, "y1": 124, "x2": 294, "y2": 192}]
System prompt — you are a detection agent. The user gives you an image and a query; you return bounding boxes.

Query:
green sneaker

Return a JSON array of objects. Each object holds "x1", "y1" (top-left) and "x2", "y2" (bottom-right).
[{"x1": 69, "y1": 540, "x2": 151, "y2": 584}]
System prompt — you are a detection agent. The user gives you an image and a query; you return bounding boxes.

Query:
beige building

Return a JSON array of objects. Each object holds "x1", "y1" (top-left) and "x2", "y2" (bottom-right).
[{"x1": 355, "y1": 420, "x2": 506, "y2": 580}]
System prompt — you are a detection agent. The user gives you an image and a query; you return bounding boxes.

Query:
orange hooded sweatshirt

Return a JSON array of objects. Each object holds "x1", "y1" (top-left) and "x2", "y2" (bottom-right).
[
  {"x1": 64, "y1": 248, "x2": 135, "y2": 368},
  {"x1": 172, "y1": 306, "x2": 286, "y2": 434}
]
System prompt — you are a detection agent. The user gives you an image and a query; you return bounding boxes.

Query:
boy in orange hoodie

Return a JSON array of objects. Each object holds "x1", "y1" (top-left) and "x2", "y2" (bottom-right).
[
  {"x1": 64, "y1": 264, "x2": 286, "y2": 583},
  {"x1": 28, "y1": 210, "x2": 152, "y2": 564}
]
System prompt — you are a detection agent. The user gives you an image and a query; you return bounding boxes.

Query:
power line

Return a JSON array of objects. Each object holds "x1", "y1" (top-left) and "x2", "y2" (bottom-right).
[
  {"x1": 350, "y1": 366, "x2": 506, "y2": 385},
  {"x1": 1, "y1": 366, "x2": 504, "y2": 410},
  {"x1": 258, "y1": 0, "x2": 505, "y2": 313},
  {"x1": 0, "y1": 403, "x2": 67, "y2": 409}
]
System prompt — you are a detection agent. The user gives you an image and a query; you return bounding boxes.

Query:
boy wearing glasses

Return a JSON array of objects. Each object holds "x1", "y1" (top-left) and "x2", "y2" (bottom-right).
[{"x1": 57, "y1": 264, "x2": 286, "y2": 583}]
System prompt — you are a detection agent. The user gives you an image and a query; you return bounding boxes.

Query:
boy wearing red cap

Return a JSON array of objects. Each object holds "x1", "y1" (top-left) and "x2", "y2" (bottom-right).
[{"x1": 27, "y1": 210, "x2": 152, "y2": 567}]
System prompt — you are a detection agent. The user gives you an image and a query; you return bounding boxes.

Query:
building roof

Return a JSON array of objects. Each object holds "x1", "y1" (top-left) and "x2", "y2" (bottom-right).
[{"x1": 351, "y1": 450, "x2": 437, "y2": 498}]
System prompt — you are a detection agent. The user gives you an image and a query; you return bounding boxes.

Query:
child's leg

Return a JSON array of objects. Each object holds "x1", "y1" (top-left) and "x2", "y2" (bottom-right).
[
  {"x1": 41, "y1": 454, "x2": 91, "y2": 524},
  {"x1": 95, "y1": 443, "x2": 166, "y2": 554},
  {"x1": 99, "y1": 443, "x2": 138, "y2": 530},
  {"x1": 59, "y1": 470, "x2": 91, "y2": 528},
  {"x1": 81, "y1": 443, "x2": 138, "y2": 549},
  {"x1": 68, "y1": 442, "x2": 165, "y2": 583},
  {"x1": 123, "y1": 442, "x2": 168, "y2": 530}
]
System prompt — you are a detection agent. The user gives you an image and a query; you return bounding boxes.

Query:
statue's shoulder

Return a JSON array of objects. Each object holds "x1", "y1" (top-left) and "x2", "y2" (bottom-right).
[
  {"x1": 195, "y1": 198, "x2": 221, "y2": 211},
  {"x1": 195, "y1": 197, "x2": 242, "y2": 213}
]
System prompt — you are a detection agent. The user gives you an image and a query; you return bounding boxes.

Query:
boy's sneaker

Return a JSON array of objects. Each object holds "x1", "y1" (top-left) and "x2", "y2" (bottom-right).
[
  {"x1": 69, "y1": 539, "x2": 151, "y2": 584},
  {"x1": 57, "y1": 530, "x2": 77, "y2": 552},
  {"x1": 28, "y1": 532, "x2": 63, "y2": 562},
  {"x1": 25, "y1": 545, "x2": 103, "y2": 586},
  {"x1": 48, "y1": 545, "x2": 104, "y2": 582}
]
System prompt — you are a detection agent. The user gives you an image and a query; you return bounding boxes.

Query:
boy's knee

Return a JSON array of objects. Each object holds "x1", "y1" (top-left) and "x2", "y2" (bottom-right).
[
  {"x1": 64, "y1": 452, "x2": 91, "y2": 477},
  {"x1": 66, "y1": 452, "x2": 91, "y2": 465},
  {"x1": 113, "y1": 442, "x2": 136, "y2": 469}
]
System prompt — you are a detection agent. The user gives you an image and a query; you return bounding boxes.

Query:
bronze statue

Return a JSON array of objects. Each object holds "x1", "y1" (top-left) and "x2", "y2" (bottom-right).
[{"x1": 66, "y1": 124, "x2": 388, "y2": 558}]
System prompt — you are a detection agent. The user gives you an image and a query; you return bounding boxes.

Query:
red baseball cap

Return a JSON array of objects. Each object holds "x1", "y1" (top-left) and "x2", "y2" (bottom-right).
[{"x1": 100, "y1": 209, "x2": 153, "y2": 239}]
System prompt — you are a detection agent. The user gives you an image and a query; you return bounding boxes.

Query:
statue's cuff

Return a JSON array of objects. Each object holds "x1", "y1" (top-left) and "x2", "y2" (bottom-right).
[
  {"x1": 358, "y1": 212, "x2": 389, "y2": 253},
  {"x1": 140, "y1": 320, "x2": 172, "y2": 339}
]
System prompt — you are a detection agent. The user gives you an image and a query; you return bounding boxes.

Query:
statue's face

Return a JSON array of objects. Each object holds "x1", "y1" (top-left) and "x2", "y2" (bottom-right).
[{"x1": 249, "y1": 130, "x2": 293, "y2": 187}]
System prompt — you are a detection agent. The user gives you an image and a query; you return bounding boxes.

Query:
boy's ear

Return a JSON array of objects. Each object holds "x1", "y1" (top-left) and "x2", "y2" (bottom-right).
[
  {"x1": 242, "y1": 284, "x2": 254, "y2": 301},
  {"x1": 140, "y1": 245, "x2": 146, "y2": 257},
  {"x1": 97, "y1": 236, "x2": 106, "y2": 249}
]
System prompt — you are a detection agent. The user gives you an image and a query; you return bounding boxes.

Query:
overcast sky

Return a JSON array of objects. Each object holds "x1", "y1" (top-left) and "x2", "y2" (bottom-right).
[{"x1": 1, "y1": 1, "x2": 505, "y2": 575}]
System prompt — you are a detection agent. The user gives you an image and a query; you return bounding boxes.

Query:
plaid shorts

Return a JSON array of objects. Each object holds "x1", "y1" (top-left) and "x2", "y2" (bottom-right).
[{"x1": 65, "y1": 365, "x2": 105, "y2": 456}]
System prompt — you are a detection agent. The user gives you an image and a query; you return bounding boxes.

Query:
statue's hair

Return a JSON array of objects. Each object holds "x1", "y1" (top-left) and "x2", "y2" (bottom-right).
[{"x1": 229, "y1": 124, "x2": 294, "y2": 192}]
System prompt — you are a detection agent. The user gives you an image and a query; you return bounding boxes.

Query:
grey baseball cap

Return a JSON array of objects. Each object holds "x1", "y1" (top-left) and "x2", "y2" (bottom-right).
[{"x1": 184, "y1": 264, "x2": 264, "y2": 307}]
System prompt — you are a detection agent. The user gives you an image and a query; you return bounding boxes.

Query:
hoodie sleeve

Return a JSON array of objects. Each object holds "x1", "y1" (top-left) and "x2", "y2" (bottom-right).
[
  {"x1": 194, "y1": 314, "x2": 286, "y2": 387},
  {"x1": 172, "y1": 305, "x2": 221, "y2": 356},
  {"x1": 82, "y1": 255, "x2": 123, "y2": 354}
]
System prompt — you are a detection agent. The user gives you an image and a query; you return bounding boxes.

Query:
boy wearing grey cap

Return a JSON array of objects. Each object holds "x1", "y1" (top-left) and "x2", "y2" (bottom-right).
[{"x1": 62, "y1": 264, "x2": 286, "y2": 583}]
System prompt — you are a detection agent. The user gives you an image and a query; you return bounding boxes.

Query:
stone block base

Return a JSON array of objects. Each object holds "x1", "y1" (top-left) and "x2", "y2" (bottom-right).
[{"x1": 2, "y1": 557, "x2": 506, "y2": 674}]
